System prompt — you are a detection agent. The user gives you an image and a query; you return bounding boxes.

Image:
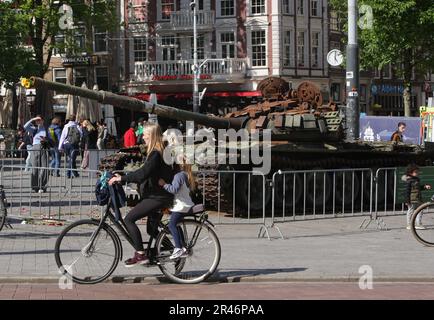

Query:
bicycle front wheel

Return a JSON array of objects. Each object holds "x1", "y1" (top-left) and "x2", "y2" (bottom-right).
[
  {"x1": 411, "y1": 202, "x2": 434, "y2": 247},
  {"x1": 54, "y1": 219, "x2": 121, "y2": 284},
  {"x1": 156, "y1": 220, "x2": 221, "y2": 284}
]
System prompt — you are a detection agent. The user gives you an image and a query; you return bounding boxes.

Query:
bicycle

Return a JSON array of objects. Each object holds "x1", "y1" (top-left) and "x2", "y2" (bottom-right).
[
  {"x1": 411, "y1": 196, "x2": 434, "y2": 246},
  {"x1": 54, "y1": 191, "x2": 221, "y2": 284}
]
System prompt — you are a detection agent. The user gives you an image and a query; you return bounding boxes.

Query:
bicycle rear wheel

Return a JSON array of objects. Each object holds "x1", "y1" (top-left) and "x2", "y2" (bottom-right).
[
  {"x1": 411, "y1": 202, "x2": 434, "y2": 247},
  {"x1": 156, "y1": 220, "x2": 221, "y2": 284},
  {"x1": 54, "y1": 219, "x2": 121, "y2": 284}
]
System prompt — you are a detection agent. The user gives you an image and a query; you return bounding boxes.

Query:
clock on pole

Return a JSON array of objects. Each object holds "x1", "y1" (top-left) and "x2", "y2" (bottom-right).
[{"x1": 327, "y1": 49, "x2": 344, "y2": 66}]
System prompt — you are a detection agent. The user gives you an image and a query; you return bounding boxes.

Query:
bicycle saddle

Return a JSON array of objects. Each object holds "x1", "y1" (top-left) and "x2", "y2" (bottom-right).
[{"x1": 192, "y1": 204, "x2": 205, "y2": 214}]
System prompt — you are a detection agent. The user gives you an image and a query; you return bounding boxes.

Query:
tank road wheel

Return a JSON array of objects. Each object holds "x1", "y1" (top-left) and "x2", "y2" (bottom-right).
[
  {"x1": 333, "y1": 170, "x2": 361, "y2": 212},
  {"x1": 274, "y1": 172, "x2": 303, "y2": 210},
  {"x1": 235, "y1": 174, "x2": 272, "y2": 213},
  {"x1": 305, "y1": 170, "x2": 332, "y2": 208}
]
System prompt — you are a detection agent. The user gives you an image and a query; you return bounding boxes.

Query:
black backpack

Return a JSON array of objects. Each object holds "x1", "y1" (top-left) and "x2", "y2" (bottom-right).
[{"x1": 67, "y1": 126, "x2": 81, "y2": 146}]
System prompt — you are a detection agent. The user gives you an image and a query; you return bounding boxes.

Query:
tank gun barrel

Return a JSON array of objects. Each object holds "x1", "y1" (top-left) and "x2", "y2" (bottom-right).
[{"x1": 29, "y1": 77, "x2": 244, "y2": 130}]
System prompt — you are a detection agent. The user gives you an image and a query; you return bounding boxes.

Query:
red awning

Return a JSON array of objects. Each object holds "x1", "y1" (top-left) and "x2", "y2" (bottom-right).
[{"x1": 132, "y1": 91, "x2": 262, "y2": 101}]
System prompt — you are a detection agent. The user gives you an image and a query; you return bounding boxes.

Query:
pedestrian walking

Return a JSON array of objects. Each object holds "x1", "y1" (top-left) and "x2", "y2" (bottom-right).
[
  {"x1": 123, "y1": 121, "x2": 137, "y2": 148},
  {"x1": 48, "y1": 117, "x2": 62, "y2": 177},
  {"x1": 24, "y1": 115, "x2": 50, "y2": 193},
  {"x1": 59, "y1": 114, "x2": 82, "y2": 178},
  {"x1": 96, "y1": 121, "x2": 107, "y2": 150},
  {"x1": 80, "y1": 119, "x2": 97, "y2": 169},
  {"x1": 403, "y1": 164, "x2": 431, "y2": 230},
  {"x1": 135, "y1": 118, "x2": 145, "y2": 144},
  {"x1": 23, "y1": 130, "x2": 33, "y2": 171}
]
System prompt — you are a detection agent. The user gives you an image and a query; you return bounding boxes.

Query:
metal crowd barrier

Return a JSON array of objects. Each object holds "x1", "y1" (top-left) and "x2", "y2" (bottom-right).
[
  {"x1": 0, "y1": 164, "x2": 103, "y2": 221},
  {"x1": 367, "y1": 167, "x2": 405, "y2": 230},
  {"x1": 270, "y1": 168, "x2": 374, "y2": 237},
  {"x1": 0, "y1": 148, "x2": 117, "y2": 172},
  {"x1": 195, "y1": 170, "x2": 272, "y2": 239}
]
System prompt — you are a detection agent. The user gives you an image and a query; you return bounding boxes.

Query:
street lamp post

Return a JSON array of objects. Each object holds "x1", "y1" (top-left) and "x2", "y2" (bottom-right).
[
  {"x1": 346, "y1": 0, "x2": 360, "y2": 140},
  {"x1": 191, "y1": 0, "x2": 200, "y2": 113}
]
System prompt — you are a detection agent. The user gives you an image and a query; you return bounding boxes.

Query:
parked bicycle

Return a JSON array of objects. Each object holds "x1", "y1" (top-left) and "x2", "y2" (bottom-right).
[
  {"x1": 54, "y1": 184, "x2": 221, "y2": 284},
  {"x1": 411, "y1": 195, "x2": 434, "y2": 246}
]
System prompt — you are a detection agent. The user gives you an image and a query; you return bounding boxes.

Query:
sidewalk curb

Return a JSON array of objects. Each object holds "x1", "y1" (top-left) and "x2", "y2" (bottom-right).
[{"x1": 3, "y1": 275, "x2": 434, "y2": 284}]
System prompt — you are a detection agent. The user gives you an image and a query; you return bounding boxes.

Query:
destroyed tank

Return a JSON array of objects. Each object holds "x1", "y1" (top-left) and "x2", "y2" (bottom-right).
[{"x1": 25, "y1": 77, "x2": 434, "y2": 213}]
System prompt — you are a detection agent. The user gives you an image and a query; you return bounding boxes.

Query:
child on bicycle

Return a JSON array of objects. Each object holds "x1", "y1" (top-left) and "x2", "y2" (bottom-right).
[
  {"x1": 403, "y1": 164, "x2": 431, "y2": 230},
  {"x1": 158, "y1": 156, "x2": 196, "y2": 259}
]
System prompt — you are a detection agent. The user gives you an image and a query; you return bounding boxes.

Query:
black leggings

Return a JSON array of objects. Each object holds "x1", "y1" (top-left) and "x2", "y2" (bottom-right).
[{"x1": 124, "y1": 198, "x2": 168, "y2": 251}]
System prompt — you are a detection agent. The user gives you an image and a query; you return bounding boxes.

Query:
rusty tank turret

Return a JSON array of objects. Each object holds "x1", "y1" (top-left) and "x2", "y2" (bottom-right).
[{"x1": 24, "y1": 76, "x2": 434, "y2": 213}]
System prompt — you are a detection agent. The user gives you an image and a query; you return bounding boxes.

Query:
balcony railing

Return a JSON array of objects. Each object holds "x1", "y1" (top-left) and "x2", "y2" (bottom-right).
[
  {"x1": 170, "y1": 10, "x2": 215, "y2": 30},
  {"x1": 134, "y1": 59, "x2": 247, "y2": 83}
]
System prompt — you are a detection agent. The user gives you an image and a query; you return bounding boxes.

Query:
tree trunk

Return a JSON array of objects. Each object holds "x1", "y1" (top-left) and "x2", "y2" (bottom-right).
[
  {"x1": 11, "y1": 86, "x2": 18, "y2": 130},
  {"x1": 403, "y1": 84, "x2": 411, "y2": 117}
]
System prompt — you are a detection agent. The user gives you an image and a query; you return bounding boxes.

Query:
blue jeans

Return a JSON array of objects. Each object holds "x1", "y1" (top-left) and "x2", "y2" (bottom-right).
[
  {"x1": 49, "y1": 148, "x2": 61, "y2": 175},
  {"x1": 25, "y1": 145, "x2": 33, "y2": 171},
  {"x1": 168, "y1": 212, "x2": 185, "y2": 249},
  {"x1": 64, "y1": 143, "x2": 79, "y2": 177}
]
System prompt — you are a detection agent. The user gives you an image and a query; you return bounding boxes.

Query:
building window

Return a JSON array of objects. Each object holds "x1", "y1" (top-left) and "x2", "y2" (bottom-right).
[
  {"x1": 161, "y1": 35, "x2": 176, "y2": 61},
  {"x1": 221, "y1": 0, "x2": 235, "y2": 16},
  {"x1": 297, "y1": 31, "x2": 305, "y2": 67},
  {"x1": 95, "y1": 67, "x2": 109, "y2": 91},
  {"x1": 191, "y1": 35, "x2": 205, "y2": 60},
  {"x1": 330, "y1": 10, "x2": 343, "y2": 32},
  {"x1": 133, "y1": 37, "x2": 147, "y2": 62},
  {"x1": 382, "y1": 64, "x2": 391, "y2": 78},
  {"x1": 53, "y1": 33, "x2": 65, "y2": 56},
  {"x1": 331, "y1": 83, "x2": 341, "y2": 102},
  {"x1": 74, "y1": 27, "x2": 86, "y2": 52},
  {"x1": 74, "y1": 68, "x2": 87, "y2": 87},
  {"x1": 283, "y1": 30, "x2": 291, "y2": 67},
  {"x1": 251, "y1": 30, "x2": 266, "y2": 67},
  {"x1": 161, "y1": 0, "x2": 175, "y2": 20},
  {"x1": 94, "y1": 28, "x2": 108, "y2": 52},
  {"x1": 311, "y1": 31, "x2": 320, "y2": 68},
  {"x1": 297, "y1": 0, "x2": 304, "y2": 15},
  {"x1": 310, "y1": 0, "x2": 319, "y2": 17},
  {"x1": 251, "y1": 0, "x2": 265, "y2": 15},
  {"x1": 220, "y1": 32, "x2": 235, "y2": 59},
  {"x1": 53, "y1": 68, "x2": 67, "y2": 84},
  {"x1": 282, "y1": 0, "x2": 292, "y2": 14}
]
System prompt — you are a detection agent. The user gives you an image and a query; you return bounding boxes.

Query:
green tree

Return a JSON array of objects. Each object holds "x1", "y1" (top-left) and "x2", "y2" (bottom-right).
[
  {"x1": 0, "y1": 2, "x2": 39, "y2": 128},
  {"x1": 1, "y1": 0, "x2": 118, "y2": 120},
  {"x1": 330, "y1": 0, "x2": 434, "y2": 116}
]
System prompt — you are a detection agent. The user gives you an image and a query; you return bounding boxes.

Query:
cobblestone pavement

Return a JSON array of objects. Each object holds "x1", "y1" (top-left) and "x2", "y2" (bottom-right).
[
  {"x1": 1, "y1": 282, "x2": 434, "y2": 300},
  {"x1": 1, "y1": 214, "x2": 434, "y2": 282}
]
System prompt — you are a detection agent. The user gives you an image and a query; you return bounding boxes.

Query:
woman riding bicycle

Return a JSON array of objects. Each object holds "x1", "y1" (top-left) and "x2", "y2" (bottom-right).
[{"x1": 108, "y1": 123, "x2": 174, "y2": 267}]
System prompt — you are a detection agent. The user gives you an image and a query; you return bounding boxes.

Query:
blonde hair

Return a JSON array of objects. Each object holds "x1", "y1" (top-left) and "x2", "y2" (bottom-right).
[
  {"x1": 144, "y1": 123, "x2": 165, "y2": 158},
  {"x1": 82, "y1": 120, "x2": 95, "y2": 132},
  {"x1": 181, "y1": 162, "x2": 196, "y2": 191}
]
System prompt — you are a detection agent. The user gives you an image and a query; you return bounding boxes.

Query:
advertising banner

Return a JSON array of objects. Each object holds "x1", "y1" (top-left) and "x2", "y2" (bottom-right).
[{"x1": 360, "y1": 116, "x2": 421, "y2": 144}]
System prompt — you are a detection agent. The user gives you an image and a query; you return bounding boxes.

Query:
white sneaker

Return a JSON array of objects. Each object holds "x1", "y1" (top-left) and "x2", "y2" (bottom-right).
[
  {"x1": 406, "y1": 225, "x2": 411, "y2": 230},
  {"x1": 170, "y1": 247, "x2": 187, "y2": 260},
  {"x1": 415, "y1": 225, "x2": 426, "y2": 230},
  {"x1": 38, "y1": 189, "x2": 44, "y2": 194}
]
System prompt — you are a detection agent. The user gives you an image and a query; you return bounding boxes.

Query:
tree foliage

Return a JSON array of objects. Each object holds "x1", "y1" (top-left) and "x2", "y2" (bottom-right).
[
  {"x1": 0, "y1": 1, "x2": 39, "y2": 87},
  {"x1": 330, "y1": 0, "x2": 434, "y2": 81}
]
